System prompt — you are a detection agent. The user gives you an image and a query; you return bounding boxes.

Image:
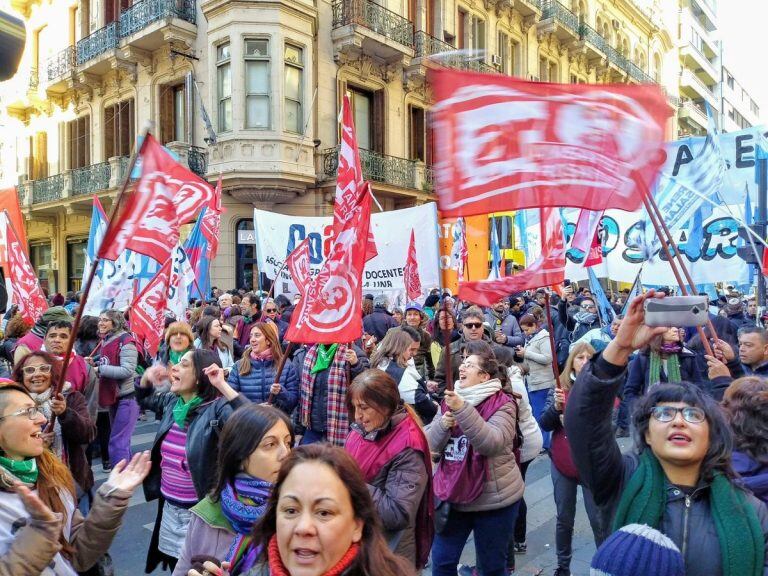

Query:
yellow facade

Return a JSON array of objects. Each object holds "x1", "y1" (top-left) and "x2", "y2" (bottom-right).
[{"x1": 0, "y1": 0, "x2": 691, "y2": 294}]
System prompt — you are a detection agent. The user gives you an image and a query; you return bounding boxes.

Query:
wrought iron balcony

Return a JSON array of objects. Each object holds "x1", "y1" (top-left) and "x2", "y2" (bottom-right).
[
  {"x1": 332, "y1": 0, "x2": 414, "y2": 49},
  {"x1": 413, "y1": 31, "x2": 498, "y2": 74},
  {"x1": 626, "y1": 61, "x2": 654, "y2": 84},
  {"x1": 424, "y1": 166, "x2": 434, "y2": 191},
  {"x1": 76, "y1": 21, "x2": 118, "y2": 65},
  {"x1": 187, "y1": 146, "x2": 207, "y2": 178},
  {"x1": 578, "y1": 23, "x2": 609, "y2": 55},
  {"x1": 119, "y1": 0, "x2": 196, "y2": 38},
  {"x1": 323, "y1": 147, "x2": 416, "y2": 189},
  {"x1": 47, "y1": 46, "x2": 76, "y2": 81},
  {"x1": 72, "y1": 162, "x2": 112, "y2": 196},
  {"x1": 118, "y1": 156, "x2": 132, "y2": 183},
  {"x1": 31, "y1": 174, "x2": 65, "y2": 204},
  {"x1": 540, "y1": 0, "x2": 579, "y2": 35}
]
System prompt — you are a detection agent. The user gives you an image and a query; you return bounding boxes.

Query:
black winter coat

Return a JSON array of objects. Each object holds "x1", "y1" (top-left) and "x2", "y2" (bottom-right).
[{"x1": 564, "y1": 355, "x2": 768, "y2": 576}]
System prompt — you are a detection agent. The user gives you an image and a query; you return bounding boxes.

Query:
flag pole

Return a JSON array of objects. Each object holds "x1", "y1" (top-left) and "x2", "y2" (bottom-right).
[
  {"x1": 442, "y1": 298, "x2": 454, "y2": 392},
  {"x1": 48, "y1": 132, "x2": 146, "y2": 429},
  {"x1": 267, "y1": 341, "x2": 295, "y2": 405},
  {"x1": 544, "y1": 292, "x2": 561, "y2": 387},
  {"x1": 259, "y1": 261, "x2": 288, "y2": 321}
]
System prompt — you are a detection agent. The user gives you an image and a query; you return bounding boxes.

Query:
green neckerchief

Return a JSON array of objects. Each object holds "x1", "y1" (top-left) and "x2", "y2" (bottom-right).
[
  {"x1": 172, "y1": 395, "x2": 204, "y2": 429},
  {"x1": 169, "y1": 349, "x2": 186, "y2": 366},
  {"x1": 311, "y1": 344, "x2": 339, "y2": 374},
  {"x1": 613, "y1": 450, "x2": 764, "y2": 576},
  {"x1": 648, "y1": 351, "x2": 682, "y2": 389},
  {"x1": 0, "y1": 455, "x2": 38, "y2": 484}
]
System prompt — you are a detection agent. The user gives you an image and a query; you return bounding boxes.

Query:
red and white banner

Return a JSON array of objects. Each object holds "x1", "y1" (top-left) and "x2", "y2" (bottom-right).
[
  {"x1": 286, "y1": 182, "x2": 373, "y2": 344},
  {"x1": 130, "y1": 258, "x2": 171, "y2": 357},
  {"x1": 99, "y1": 134, "x2": 214, "y2": 263},
  {"x1": 334, "y1": 95, "x2": 377, "y2": 261},
  {"x1": 430, "y1": 71, "x2": 670, "y2": 216},
  {"x1": 572, "y1": 209, "x2": 604, "y2": 267},
  {"x1": 403, "y1": 229, "x2": 422, "y2": 301},
  {"x1": 202, "y1": 176, "x2": 222, "y2": 260},
  {"x1": 285, "y1": 238, "x2": 312, "y2": 298},
  {"x1": 167, "y1": 245, "x2": 197, "y2": 321},
  {"x1": 0, "y1": 211, "x2": 47, "y2": 323},
  {"x1": 459, "y1": 207, "x2": 565, "y2": 306}
]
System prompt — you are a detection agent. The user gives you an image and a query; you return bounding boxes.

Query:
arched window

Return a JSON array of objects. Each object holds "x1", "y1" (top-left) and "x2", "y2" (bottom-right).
[{"x1": 653, "y1": 52, "x2": 662, "y2": 83}]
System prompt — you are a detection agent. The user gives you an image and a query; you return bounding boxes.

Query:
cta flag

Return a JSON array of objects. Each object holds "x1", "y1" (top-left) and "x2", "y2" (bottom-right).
[
  {"x1": 99, "y1": 134, "x2": 214, "y2": 263},
  {"x1": 0, "y1": 211, "x2": 47, "y2": 323},
  {"x1": 459, "y1": 207, "x2": 565, "y2": 307},
  {"x1": 286, "y1": 238, "x2": 312, "y2": 298},
  {"x1": 403, "y1": 229, "x2": 422, "y2": 301},
  {"x1": 334, "y1": 95, "x2": 377, "y2": 261},
  {"x1": 287, "y1": 182, "x2": 372, "y2": 344},
  {"x1": 131, "y1": 258, "x2": 171, "y2": 357},
  {"x1": 430, "y1": 71, "x2": 670, "y2": 216}
]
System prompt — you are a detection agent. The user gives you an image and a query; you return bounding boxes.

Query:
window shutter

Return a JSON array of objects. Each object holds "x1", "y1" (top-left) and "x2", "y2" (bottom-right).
[
  {"x1": 160, "y1": 85, "x2": 174, "y2": 144},
  {"x1": 373, "y1": 89, "x2": 384, "y2": 154}
]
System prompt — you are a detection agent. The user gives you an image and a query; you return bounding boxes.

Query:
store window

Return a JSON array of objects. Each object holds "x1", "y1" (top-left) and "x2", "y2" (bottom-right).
[
  {"x1": 67, "y1": 239, "x2": 87, "y2": 292},
  {"x1": 236, "y1": 219, "x2": 259, "y2": 291}
]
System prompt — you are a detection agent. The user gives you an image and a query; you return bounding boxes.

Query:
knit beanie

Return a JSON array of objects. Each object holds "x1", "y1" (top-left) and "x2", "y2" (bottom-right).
[
  {"x1": 40, "y1": 306, "x2": 72, "y2": 325},
  {"x1": 590, "y1": 524, "x2": 684, "y2": 576}
]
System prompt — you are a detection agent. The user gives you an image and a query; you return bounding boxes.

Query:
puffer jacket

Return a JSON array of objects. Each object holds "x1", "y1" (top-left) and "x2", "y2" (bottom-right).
[
  {"x1": 523, "y1": 329, "x2": 555, "y2": 392},
  {"x1": 484, "y1": 311, "x2": 525, "y2": 348},
  {"x1": 564, "y1": 355, "x2": 768, "y2": 576},
  {"x1": 433, "y1": 336, "x2": 506, "y2": 396},
  {"x1": 425, "y1": 393, "x2": 524, "y2": 512},
  {"x1": 228, "y1": 355, "x2": 299, "y2": 414}
]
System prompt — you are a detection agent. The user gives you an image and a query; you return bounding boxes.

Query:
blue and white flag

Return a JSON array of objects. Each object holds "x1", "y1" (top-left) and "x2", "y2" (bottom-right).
[
  {"x1": 82, "y1": 196, "x2": 109, "y2": 290},
  {"x1": 620, "y1": 272, "x2": 643, "y2": 316},
  {"x1": 488, "y1": 216, "x2": 501, "y2": 280},
  {"x1": 587, "y1": 267, "x2": 615, "y2": 325}
]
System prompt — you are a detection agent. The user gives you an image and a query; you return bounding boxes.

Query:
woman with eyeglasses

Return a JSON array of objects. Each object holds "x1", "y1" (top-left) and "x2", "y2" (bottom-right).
[
  {"x1": 260, "y1": 299, "x2": 289, "y2": 342},
  {"x1": 426, "y1": 352, "x2": 524, "y2": 576},
  {"x1": 227, "y1": 322, "x2": 298, "y2": 414},
  {"x1": 0, "y1": 380, "x2": 150, "y2": 575},
  {"x1": 565, "y1": 291, "x2": 768, "y2": 576}
]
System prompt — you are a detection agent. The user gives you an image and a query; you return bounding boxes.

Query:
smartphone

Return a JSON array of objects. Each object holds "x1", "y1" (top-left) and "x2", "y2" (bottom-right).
[{"x1": 644, "y1": 296, "x2": 708, "y2": 327}]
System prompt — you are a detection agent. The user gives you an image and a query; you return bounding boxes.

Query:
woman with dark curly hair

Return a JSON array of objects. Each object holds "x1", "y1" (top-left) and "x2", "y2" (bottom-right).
[{"x1": 722, "y1": 376, "x2": 768, "y2": 505}]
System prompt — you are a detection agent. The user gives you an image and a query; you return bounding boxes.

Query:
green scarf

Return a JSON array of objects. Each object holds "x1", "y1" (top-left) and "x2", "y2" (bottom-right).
[
  {"x1": 311, "y1": 344, "x2": 338, "y2": 374},
  {"x1": 172, "y1": 395, "x2": 203, "y2": 429},
  {"x1": 648, "y1": 351, "x2": 682, "y2": 389},
  {"x1": 0, "y1": 455, "x2": 38, "y2": 484},
  {"x1": 169, "y1": 349, "x2": 186, "y2": 366},
  {"x1": 614, "y1": 450, "x2": 764, "y2": 576}
]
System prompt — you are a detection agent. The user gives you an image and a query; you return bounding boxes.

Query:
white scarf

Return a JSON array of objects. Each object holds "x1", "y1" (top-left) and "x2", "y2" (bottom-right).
[
  {"x1": 455, "y1": 378, "x2": 502, "y2": 406},
  {"x1": 28, "y1": 383, "x2": 70, "y2": 460}
]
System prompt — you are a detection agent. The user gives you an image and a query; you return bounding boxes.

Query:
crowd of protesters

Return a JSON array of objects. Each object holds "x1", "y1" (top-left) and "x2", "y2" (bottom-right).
[{"x1": 0, "y1": 281, "x2": 766, "y2": 576}]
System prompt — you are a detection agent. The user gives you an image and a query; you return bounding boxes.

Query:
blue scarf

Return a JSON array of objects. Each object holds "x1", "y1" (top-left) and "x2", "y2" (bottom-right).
[{"x1": 221, "y1": 475, "x2": 272, "y2": 576}]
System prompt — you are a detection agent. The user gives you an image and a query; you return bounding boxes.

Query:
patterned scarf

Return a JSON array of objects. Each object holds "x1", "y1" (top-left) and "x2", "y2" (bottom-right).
[
  {"x1": 29, "y1": 388, "x2": 64, "y2": 460},
  {"x1": 250, "y1": 348, "x2": 273, "y2": 361},
  {"x1": 614, "y1": 450, "x2": 764, "y2": 576},
  {"x1": 267, "y1": 535, "x2": 359, "y2": 576},
  {"x1": 648, "y1": 351, "x2": 682, "y2": 389},
  {"x1": 221, "y1": 475, "x2": 272, "y2": 576},
  {"x1": 300, "y1": 344, "x2": 350, "y2": 446}
]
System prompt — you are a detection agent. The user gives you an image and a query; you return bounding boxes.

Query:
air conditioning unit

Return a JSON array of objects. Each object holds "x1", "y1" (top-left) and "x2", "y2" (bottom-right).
[{"x1": 491, "y1": 54, "x2": 502, "y2": 67}]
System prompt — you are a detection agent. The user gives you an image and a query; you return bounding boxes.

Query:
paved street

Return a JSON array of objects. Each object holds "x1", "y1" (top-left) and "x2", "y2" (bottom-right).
[{"x1": 101, "y1": 416, "x2": 631, "y2": 576}]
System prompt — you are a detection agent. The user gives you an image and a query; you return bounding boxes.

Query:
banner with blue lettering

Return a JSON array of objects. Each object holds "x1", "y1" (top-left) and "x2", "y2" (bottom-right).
[{"x1": 254, "y1": 204, "x2": 441, "y2": 299}]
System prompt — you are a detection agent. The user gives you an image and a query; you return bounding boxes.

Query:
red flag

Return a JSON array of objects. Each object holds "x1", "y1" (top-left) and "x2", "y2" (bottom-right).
[
  {"x1": 130, "y1": 258, "x2": 171, "y2": 357},
  {"x1": 403, "y1": 229, "x2": 422, "y2": 301},
  {"x1": 286, "y1": 238, "x2": 312, "y2": 298},
  {"x1": 459, "y1": 207, "x2": 565, "y2": 307},
  {"x1": 0, "y1": 188, "x2": 27, "y2": 252},
  {"x1": 430, "y1": 70, "x2": 671, "y2": 217},
  {"x1": 583, "y1": 220, "x2": 603, "y2": 267},
  {"x1": 762, "y1": 245, "x2": 768, "y2": 277},
  {"x1": 99, "y1": 134, "x2": 214, "y2": 262},
  {"x1": 286, "y1": 183, "x2": 372, "y2": 344},
  {"x1": 334, "y1": 95, "x2": 377, "y2": 261},
  {"x1": 0, "y1": 211, "x2": 47, "y2": 323},
  {"x1": 201, "y1": 176, "x2": 222, "y2": 260}
]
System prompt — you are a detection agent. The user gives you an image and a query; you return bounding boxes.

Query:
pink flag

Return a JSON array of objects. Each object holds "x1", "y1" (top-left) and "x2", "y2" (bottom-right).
[
  {"x1": 287, "y1": 182, "x2": 373, "y2": 344},
  {"x1": 130, "y1": 258, "x2": 171, "y2": 357},
  {"x1": 0, "y1": 211, "x2": 47, "y2": 323},
  {"x1": 459, "y1": 207, "x2": 565, "y2": 307},
  {"x1": 286, "y1": 238, "x2": 311, "y2": 298},
  {"x1": 334, "y1": 95, "x2": 377, "y2": 262},
  {"x1": 99, "y1": 134, "x2": 214, "y2": 263},
  {"x1": 403, "y1": 229, "x2": 422, "y2": 301},
  {"x1": 571, "y1": 209, "x2": 604, "y2": 267}
]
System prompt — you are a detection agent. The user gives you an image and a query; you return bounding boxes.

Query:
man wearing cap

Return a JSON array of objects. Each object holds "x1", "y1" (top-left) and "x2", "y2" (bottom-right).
[
  {"x1": 402, "y1": 302, "x2": 434, "y2": 380},
  {"x1": 13, "y1": 306, "x2": 72, "y2": 365},
  {"x1": 726, "y1": 297, "x2": 753, "y2": 332},
  {"x1": 485, "y1": 298, "x2": 525, "y2": 348}
]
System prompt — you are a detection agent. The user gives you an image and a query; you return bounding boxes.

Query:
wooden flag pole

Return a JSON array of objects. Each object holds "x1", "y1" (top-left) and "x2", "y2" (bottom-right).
[
  {"x1": 544, "y1": 293, "x2": 562, "y2": 387},
  {"x1": 267, "y1": 341, "x2": 295, "y2": 405},
  {"x1": 442, "y1": 298, "x2": 454, "y2": 392},
  {"x1": 259, "y1": 261, "x2": 288, "y2": 321}
]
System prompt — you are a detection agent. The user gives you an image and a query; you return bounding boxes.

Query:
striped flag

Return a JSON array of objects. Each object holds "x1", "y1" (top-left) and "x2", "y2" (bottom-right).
[
  {"x1": 620, "y1": 273, "x2": 643, "y2": 316},
  {"x1": 488, "y1": 216, "x2": 501, "y2": 280}
]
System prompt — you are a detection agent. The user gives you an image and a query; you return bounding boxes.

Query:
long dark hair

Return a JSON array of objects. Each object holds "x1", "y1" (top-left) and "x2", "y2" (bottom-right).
[
  {"x1": 632, "y1": 382, "x2": 734, "y2": 481},
  {"x1": 196, "y1": 316, "x2": 232, "y2": 354},
  {"x1": 190, "y1": 349, "x2": 223, "y2": 403},
  {"x1": 722, "y1": 376, "x2": 768, "y2": 466},
  {"x1": 253, "y1": 444, "x2": 416, "y2": 576},
  {"x1": 211, "y1": 404, "x2": 294, "y2": 500}
]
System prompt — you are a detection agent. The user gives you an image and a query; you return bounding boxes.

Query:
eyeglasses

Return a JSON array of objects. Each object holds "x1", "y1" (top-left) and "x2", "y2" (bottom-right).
[
  {"x1": 264, "y1": 308, "x2": 278, "y2": 313},
  {"x1": 460, "y1": 360, "x2": 485, "y2": 372},
  {"x1": 463, "y1": 322, "x2": 483, "y2": 329},
  {"x1": 0, "y1": 406, "x2": 41, "y2": 422},
  {"x1": 582, "y1": 304, "x2": 596, "y2": 310},
  {"x1": 97, "y1": 318, "x2": 112, "y2": 324},
  {"x1": 650, "y1": 406, "x2": 706, "y2": 424},
  {"x1": 22, "y1": 365, "x2": 52, "y2": 376}
]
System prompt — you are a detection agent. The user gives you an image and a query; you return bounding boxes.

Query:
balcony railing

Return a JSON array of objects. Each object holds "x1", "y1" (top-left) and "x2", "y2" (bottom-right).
[
  {"x1": 413, "y1": 31, "x2": 498, "y2": 74},
  {"x1": 424, "y1": 166, "x2": 434, "y2": 190},
  {"x1": 76, "y1": 21, "x2": 118, "y2": 65},
  {"x1": 187, "y1": 146, "x2": 207, "y2": 178},
  {"x1": 47, "y1": 46, "x2": 76, "y2": 81},
  {"x1": 332, "y1": 0, "x2": 414, "y2": 49},
  {"x1": 72, "y1": 162, "x2": 112, "y2": 196},
  {"x1": 540, "y1": 0, "x2": 579, "y2": 34},
  {"x1": 323, "y1": 146, "x2": 416, "y2": 189},
  {"x1": 31, "y1": 174, "x2": 65, "y2": 204},
  {"x1": 682, "y1": 68, "x2": 715, "y2": 100},
  {"x1": 578, "y1": 22, "x2": 656, "y2": 83},
  {"x1": 119, "y1": 0, "x2": 196, "y2": 38}
]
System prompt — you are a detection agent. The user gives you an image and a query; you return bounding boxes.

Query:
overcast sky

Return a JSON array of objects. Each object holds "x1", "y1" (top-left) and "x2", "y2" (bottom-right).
[{"x1": 718, "y1": 0, "x2": 767, "y2": 125}]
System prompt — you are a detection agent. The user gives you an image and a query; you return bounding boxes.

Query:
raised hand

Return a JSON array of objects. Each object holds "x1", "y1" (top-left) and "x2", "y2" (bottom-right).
[
  {"x1": 603, "y1": 290, "x2": 668, "y2": 367},
  {"x1": 107, "y1": 451, "x2": 151, "y2": 493},
  {"x1": 202, "y1": 364, "x2": 239, "y2": 401}
]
